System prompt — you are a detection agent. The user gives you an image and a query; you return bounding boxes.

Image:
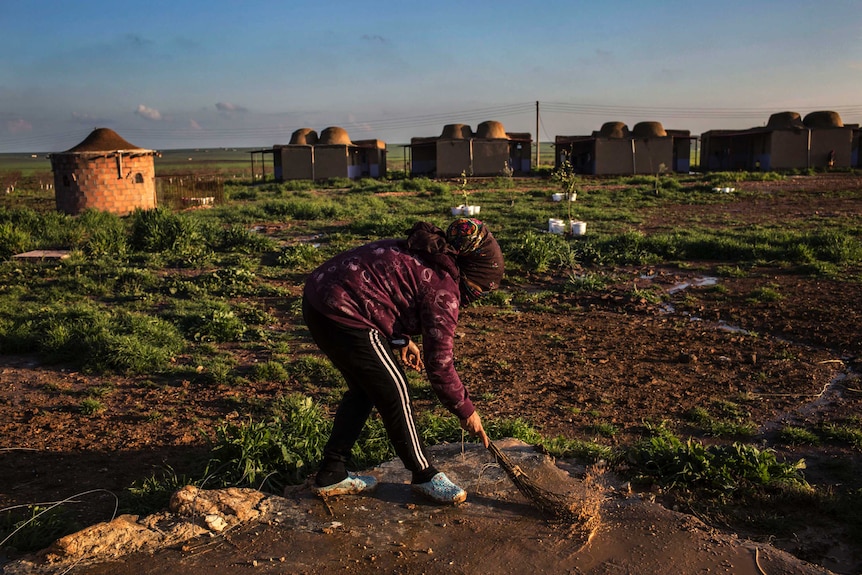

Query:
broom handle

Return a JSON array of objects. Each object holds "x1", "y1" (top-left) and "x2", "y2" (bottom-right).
[{"x1": 487, "y1": 441, "x2": 523, "y2": 477}]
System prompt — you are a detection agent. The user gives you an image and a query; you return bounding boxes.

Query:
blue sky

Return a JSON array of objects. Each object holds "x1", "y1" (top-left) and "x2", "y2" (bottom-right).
[{"x1": 2, "y1": 0, "x2": 861, "y2": 152}]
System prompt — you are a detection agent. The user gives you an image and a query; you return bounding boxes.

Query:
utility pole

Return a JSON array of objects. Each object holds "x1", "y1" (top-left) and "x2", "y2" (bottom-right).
[{"x1": 535, "y1": 101, "x2": 540, "y2": 168}]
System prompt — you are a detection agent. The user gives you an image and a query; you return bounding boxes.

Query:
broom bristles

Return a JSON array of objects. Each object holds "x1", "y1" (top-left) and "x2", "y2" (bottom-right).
[{"x1": 487, "y1": 441, "x2": 597, "y2": 526}]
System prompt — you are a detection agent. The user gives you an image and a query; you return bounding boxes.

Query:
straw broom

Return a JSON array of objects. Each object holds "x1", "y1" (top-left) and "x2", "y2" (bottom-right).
[{"x1": 487, "y1": 441, "x2": 589, "y2": 523}]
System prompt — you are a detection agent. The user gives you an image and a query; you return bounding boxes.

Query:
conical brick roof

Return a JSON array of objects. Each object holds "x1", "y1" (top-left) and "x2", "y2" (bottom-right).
[{"x1": 65, "y1": 128, "x2": 147, "y2": 153}]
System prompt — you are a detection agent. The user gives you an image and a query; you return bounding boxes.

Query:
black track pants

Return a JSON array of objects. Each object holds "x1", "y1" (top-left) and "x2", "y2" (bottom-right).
[{"x1": 302, "y1": 297, "x2": 437, "y2": 484}]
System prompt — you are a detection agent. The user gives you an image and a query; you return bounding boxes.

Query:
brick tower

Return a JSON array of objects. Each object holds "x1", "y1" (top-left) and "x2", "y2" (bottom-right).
[{"x1": 50, "y1": 128, "x2": 156, "y2": 215}]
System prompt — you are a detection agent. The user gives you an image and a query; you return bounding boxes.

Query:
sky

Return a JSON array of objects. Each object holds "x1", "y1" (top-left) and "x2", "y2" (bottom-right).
[{"x1": 1, "y1": 0, "x2": 861, "y2": 153}]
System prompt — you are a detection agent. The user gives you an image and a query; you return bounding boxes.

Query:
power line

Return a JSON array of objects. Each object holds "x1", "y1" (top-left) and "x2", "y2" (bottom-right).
[{"x1": 3, "y1": 100, "x2": 860, "y2": 152}]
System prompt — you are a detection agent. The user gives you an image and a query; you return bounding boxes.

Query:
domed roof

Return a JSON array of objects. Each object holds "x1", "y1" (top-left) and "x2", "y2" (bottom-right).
[
  {"x1": 318, "y1": 126, "x2": 352, "y2": 145},
  {"x1": 632, "y1": 121, "x2": 667, "y2": 138},
  {"x1": 440, "y1": 124, "x2": 473, "y2": 139},
  {"x1": 475, "y1": 120, "x2": 507, "y2": 139},
  {"x1": 65, "y1": 128, "x2": 145, "y2": 153},
  {"x1": 289, "y1": 128, "x2": 318, "y2": 145},
  {"x1": 766, "y1": 112, "x2": 805, "y2": 129},
  {"x1": 803, "y1": 110, "x2": 844, "y2": 129},
  {"x1": 598, "y1": 122, "x2": 630, "y2": 139}
]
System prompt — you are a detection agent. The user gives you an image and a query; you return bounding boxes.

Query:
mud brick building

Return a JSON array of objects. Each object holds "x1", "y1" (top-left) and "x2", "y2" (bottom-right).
[
  {"x1": 409, "y1": 121, "x2": 532, "y2": 178},
  {"x1": 50, "y1": 128, "x2": 156, "y2": 216},
  {"x1": 700, "y1": 111, "x2": 858, "y2": 172},
  {"x1": 555, "y1": 121, "x2": 694, "y2": 175},
  {"x1": 271, "y1": 127, "x2": 387, "y2": 181}
]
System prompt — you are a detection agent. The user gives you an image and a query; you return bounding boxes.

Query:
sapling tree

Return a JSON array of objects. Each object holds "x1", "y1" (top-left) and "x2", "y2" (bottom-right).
[
  {"x1": 551, "y1": 160, "x2": 579, "y2": 234},
  {"x1": 458, "y1": 169, "x2": 471, "y2": 207}
]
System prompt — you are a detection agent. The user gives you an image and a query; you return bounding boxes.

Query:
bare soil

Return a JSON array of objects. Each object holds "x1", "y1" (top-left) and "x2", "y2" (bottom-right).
[{"x1": 1, "y1": 174, "x2": 861, "y2": 574}]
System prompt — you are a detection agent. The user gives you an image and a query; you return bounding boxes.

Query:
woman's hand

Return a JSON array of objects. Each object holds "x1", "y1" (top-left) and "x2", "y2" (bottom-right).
[
  {"x1": 460, "y1": 411, "x2": 490, "y2": 448},
  {"x1": 400, "y1": 340, "x2": 424, "y2": 372}
]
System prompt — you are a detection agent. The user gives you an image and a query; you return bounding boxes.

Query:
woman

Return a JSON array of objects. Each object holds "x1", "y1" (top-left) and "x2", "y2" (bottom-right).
[{"x1": 302, "y1": 218, "x2": 504, "y2": 504}]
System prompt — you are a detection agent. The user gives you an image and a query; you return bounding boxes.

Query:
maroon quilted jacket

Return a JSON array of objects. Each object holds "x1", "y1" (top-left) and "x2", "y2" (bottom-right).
[{"x1": 303, "y1": 239, "x2": 474, "y2": 419}]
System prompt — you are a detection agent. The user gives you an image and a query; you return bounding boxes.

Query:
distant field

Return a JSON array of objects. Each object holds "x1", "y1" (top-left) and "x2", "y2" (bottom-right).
[
  {"x1": 0, "y1": 142, "x2": 558, "y2": 186},
  {"x1": 154, "y1": 148, "x2": 258, "y2": 176},
  {"x1": 0, "y1": 153, "x2": 52, "y2": 176}
]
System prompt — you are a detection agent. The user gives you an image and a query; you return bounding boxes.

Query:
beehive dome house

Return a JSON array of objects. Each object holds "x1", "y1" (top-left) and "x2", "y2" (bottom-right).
[{"x1": 50, "y1": 128, "x2": 156, "y2": 216}]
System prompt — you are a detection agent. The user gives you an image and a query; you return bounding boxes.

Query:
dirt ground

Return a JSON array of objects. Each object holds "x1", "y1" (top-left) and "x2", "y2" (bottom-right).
[
  {"x1": 1, "y1": 173, "x2": 861, "y2": 574},
  {"x1": 5, "y1": 442, "x2": 838, "y2": 575}
]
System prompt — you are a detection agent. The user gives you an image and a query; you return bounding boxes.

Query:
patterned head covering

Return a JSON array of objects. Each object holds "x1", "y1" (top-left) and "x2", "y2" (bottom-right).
[
  {"x1": 405, "y1": 219, "x2": 504, "y2": 305},
  {"x1": 445, "y1": 218, "x2": 504, "y2": 303}
]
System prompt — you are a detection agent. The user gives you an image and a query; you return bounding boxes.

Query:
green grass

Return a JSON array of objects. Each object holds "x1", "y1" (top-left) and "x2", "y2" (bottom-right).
[
  {"x1": 0, "y1": 504, "x2": 80, "y2": 553},
  {"x1": 777, "y1": 426, "x2": 821, "y2": 446},
  {"x1": 1, "y1": 170, "x2": 860, "y2": 546},
  {"x1": 287, "y1": 356, "x2": 345, "y2": 388},
  {"x1": 79, "y1": 397, "x2": 106, "y2": 415},
  {"x1": 0, "y1": 301, "x2": 184, "y2": 374},
  {"x1": 587, "y1": 422, "x2": 619, "y2": 438},
  {"x1": 821, "y1": 422, "x2": 862, "y2": 449},
  {"x1": 686, "y1": 402, "x2": 757, "y2": 438},
  {"x1": 627, "y1": 425, "x2": 808, "y2": 494}
]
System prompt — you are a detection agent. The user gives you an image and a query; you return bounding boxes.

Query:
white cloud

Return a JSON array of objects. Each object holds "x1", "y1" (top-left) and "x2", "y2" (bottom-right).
[
  {"x1": 189, "y1": 119, "x2": 202, "y2": 130},
  {"x1": 215, "y1": 102, "x2": 248, "y2": 113},
  {"x1": 135, "y1": 104, "x2": 162, "y2": 121}
]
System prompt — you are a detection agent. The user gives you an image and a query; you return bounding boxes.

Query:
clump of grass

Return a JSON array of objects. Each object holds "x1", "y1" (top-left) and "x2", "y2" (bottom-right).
[
  {"x1": 209, "y1": 394, "x2": 331, "y2": 491},
  {"x1": 686, "y1": 402, "x2": 756, "y2": 438},
  {"x1": 77, "y1": 210, "x2": 128, "y2": 258},
  {"x1": 277, "y1": 243, "x2": 323, "y2": 270},
  {"x1": 487, "y1": 417, "x2": 544, "y2": 445},
  {"x1": 113, "y1": 267, "x2": 160, "y2": 299},
  {"x1": 588, "y1": 230, "x2": 662, "y2": 266},
  {"x1": 477, "y1": 290, "x2": 512, "y2": 307},
  {"x1": 251, "y1": 361, "x2": 289, "y2": 382},
  {"x1": 507, "y1": 231, "x2": 577, "y2": 274},
  {"x1": 627, "y1": 425, "x2": 808, "y2": 495},
  {"x1": 807, "y1": 229, "x2": 862, "y2": 264},
  {"x1": 288, "y1": 356, "x2": 345, "y2": 387},
  {"x1": 821, "y1": 421, "x2": 862, "y2": 449},
  {"x1": 129, "y1": 208, "x2": 210, "y2": 266},
  {"x1": 347, "y1": 214, "x2": 416, "y2": 238},
  {"x1": 716, "y1": 265, "x2": 748, "y2": 278},
  {"x1": 588, "y1": 422, "x2": 619, "y2": 438},
  {"x1": 747, "y1": 285, "x2": 783, "y2": 303},
  {"x1": 415, "y1": 411, "x2": 462, "y2": 444},
  {"x1": 197, "y1": 267, "x2": 258, "y2": 297},
  {"x1": 167, "y1": 301, "x2": 248, "y2": 343},
  {"x1": 0, "y1": 302, "x2": 184, "y2": 374},
  {"x1": 214, "y1": 224, "x2": 275, "y2": 253},
  {"x1": 565, "y1": 272, "x2": 610, "y2": 293},
  {"x1": 630, "y1": 284, "x2": 664, "y2": 304},
  {"x1": 262, "y1": 198, "x2": 342, "y2": 221},
  {"x1": 193, "y1": 352, "x2": 239, "y2": 386},
  {"x1": 0, "y1": 504, "x2": 80, "y2": 553},
  {"x1": 86, "y1": 383, "x2": 115, "y2": 398},
  {"x1": 540, "y1": 435, "x2": 616, "y2": 463},
  {"x1": 777, "y1": 426, "x2": 820, "y2": 446},
  {"x1": 79, "y1": 397, "x2": 105, "y2": 415},
  {"x1": 0, "y1": 221, "x2": 31, "y2": 258},
  {"x1": 123, "y1": 466, "x2": 208, "y2": 517}
]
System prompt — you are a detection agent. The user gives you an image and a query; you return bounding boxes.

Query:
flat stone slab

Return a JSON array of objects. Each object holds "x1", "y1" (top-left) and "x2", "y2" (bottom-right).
[{"x1": 11, "y1": 250, "x2": 71, "y2": 260}]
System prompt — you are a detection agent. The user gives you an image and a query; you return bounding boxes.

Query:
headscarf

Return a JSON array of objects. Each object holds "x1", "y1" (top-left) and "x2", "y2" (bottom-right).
[
  {"x1": 445, "y1": 218, "x2": 504, "y2": 303},
  {"x1": 405, "y1": 218, "x2": 504, "y2": 304}
]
